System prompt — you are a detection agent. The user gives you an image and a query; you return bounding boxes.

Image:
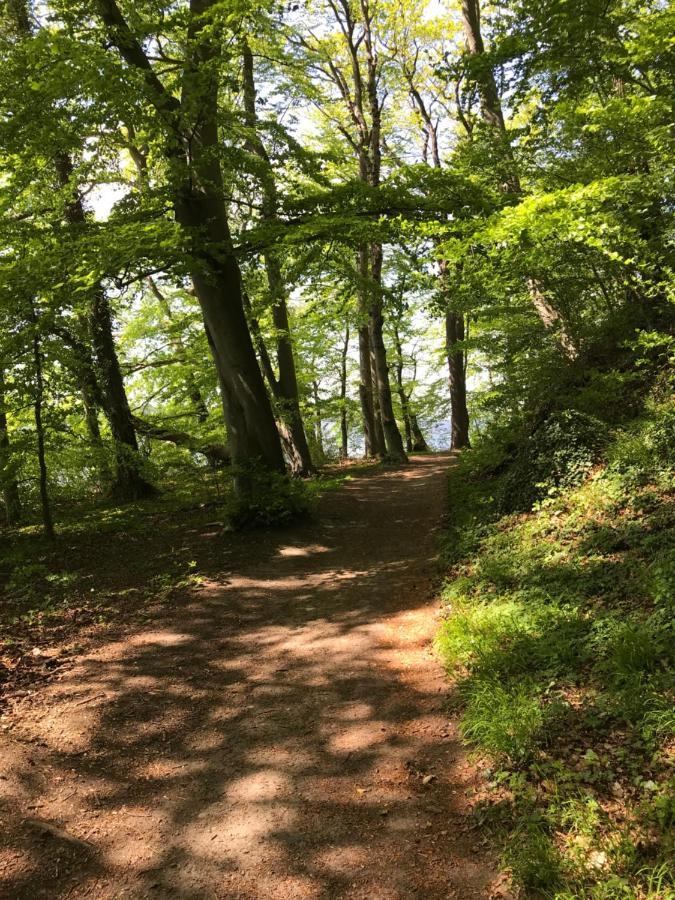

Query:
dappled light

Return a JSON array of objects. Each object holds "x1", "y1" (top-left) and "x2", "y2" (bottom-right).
[{"x1": 1, "y1": 456, "x2": 494, "y2": 899}]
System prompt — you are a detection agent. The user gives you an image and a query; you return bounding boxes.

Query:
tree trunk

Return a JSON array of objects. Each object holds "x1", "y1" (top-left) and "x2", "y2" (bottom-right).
[
  {"x1": 95, "y1": 0, "x2": 286, "y2": 501},
  {"x1": 368, "y1": 246, "x2": 407, "y2": 463},
  {"x1": 264, "y1": 253, "x2": 315, "y2": 476},
  {"x1": 241, "y1": 43, "x2": 314, "y2": 476},
  {"x1": 358, "y1": 314, "x2": 378, "y2": 457},
  {"x1": 89, "y1": 288, "x2": 156, "y2": 499},
  {"x1": 0, "y1": 366, "x2": 21, "y2": 525},
  {"x1": 392, "y1": 323, "x2": 413, "y2": 452},
  {"x1": 30, "y1": 316, "x2": 55, "y2": 540},
  {"x1": 312, "y1": 380, "x2": 324, "y2": 458},
  {"x1": 407, "y1": 66, "x2": 471, "y2": 453},
  {"x1": 410, "y1": 414, "x2": 429, "y2": 453},
  {"x1": 339, "y1": 323, "x2": 349, "y2": 460},
  {"x1": 446, "y1": 309, "x2": 471, "y2": 450},
  {"x1": 369, "y1": 348, "x2": 387, "y2": 457},
  {"x1": 131, "y1": 415, "x2": 230, "y2": 466},
  {"x1": 54, "y1": 154, "x2": 154, "y2": 500}
]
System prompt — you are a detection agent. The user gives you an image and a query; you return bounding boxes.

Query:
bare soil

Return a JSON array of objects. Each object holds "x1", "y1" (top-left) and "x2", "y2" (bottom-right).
[{"x1": 0, "y1": 454, "x2": 498, "y2": 899}]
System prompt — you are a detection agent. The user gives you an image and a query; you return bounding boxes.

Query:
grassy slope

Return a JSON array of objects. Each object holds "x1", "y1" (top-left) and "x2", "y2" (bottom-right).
[{"x1": 437, "y1": 399, "x2": 674, "y2": 898}]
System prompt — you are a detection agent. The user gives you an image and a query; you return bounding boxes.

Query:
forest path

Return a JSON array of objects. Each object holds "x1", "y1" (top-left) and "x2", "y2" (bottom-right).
[{"x1": 1, "y1": 454, "x2": 496, "y2": 899}]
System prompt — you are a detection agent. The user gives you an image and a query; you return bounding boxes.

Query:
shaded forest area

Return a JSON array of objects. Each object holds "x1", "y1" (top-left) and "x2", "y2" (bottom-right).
[{"x1": 0, "y1": 0, "x2": 673, "y2": 896}]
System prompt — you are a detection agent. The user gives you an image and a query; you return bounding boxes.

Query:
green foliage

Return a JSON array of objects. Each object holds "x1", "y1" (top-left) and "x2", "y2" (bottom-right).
[
  {"x1": 438, "y1": 394, "x2": 675, "y2": 897},
  {"x1": 498, "y1": 410, "x2": 609, "y2": 513},
  {"x1": 226, "y1": 465, "x2": 313, "y2": 530}
]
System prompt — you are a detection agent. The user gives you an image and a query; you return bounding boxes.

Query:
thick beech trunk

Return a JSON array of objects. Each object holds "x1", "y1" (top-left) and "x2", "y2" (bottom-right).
[
  {"x1": 358, "y1": 314, "x2": 379, "y2": 457},
  {"x1": 0, "y1": 367, "x2": 21, "y2": 525},
  {"x1": 95, "y1": 0, "x2": 286, "y2": 500}
]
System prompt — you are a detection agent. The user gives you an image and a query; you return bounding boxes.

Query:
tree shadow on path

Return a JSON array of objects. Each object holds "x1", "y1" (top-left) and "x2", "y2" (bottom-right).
[{"x1": 0, "y1": 454, "x2": 495, "y2": 899}]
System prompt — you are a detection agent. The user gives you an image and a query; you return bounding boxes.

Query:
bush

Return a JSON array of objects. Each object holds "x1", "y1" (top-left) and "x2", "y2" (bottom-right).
[
  {"x1": 226, "y1": 465, "x2": 312, "y2": 529},
  {"x1": 498, "y1": 410, "x2": 609, "y2": 512}
]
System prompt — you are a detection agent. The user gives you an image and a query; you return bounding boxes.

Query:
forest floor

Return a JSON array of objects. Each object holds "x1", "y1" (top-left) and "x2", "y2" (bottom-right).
[{"x1": 0, "y1": 454, "x2": 501, "y2": 899}]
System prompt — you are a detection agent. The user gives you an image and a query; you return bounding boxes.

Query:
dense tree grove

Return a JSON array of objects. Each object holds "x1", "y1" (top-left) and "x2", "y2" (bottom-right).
[{"x1": 0, "y1": 0, "x2": 672, "y2": 527}]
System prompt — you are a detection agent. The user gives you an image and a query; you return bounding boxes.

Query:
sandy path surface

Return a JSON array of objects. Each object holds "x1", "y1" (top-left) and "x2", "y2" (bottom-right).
[{"x1": 0, "y1": 454, "x2": 495, "y2": 899}]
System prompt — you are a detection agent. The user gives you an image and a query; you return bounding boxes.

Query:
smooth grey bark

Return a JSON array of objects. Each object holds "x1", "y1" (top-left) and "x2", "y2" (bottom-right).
[
  {"x1": 357, "y1": 318, "x2": 378, "y2": 457},
  {"x1": 368, "y1": 245, "x2": 407, "y2": 462}
]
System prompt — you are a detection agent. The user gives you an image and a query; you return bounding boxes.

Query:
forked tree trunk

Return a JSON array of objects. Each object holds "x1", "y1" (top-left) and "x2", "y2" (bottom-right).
[{"x1": 0, "y1": 366, "x2": 21, "y2": 525}]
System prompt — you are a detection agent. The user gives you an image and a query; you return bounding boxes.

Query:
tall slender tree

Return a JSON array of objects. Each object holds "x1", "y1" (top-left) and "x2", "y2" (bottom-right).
[{"x1": 241, "y1": 42, "x2": 314, "y2": 476}]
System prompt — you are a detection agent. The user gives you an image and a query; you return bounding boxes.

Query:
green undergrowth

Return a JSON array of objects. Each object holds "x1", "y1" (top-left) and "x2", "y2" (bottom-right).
[{"x1": 438, "y1": 394, "x2": 674, "y2": 898}]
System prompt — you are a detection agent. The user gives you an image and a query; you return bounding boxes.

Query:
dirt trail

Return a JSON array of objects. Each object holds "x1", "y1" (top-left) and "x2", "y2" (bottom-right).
[{"x1": 0, "y1": 455, "x2": 495, "y2": 899}]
